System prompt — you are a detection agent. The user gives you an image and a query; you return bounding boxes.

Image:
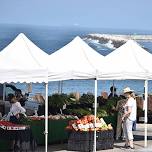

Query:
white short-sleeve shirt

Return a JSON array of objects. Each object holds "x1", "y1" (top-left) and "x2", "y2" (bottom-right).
[
  {"x1": 6, "y1": 101, "x2": 26, "y2": 121},
  {"x1": 10, "y1": 102, "x2": 26, "y2": 115},
  {"x1": 126, "y1": 97, "x2": 137, "y2": 121}
]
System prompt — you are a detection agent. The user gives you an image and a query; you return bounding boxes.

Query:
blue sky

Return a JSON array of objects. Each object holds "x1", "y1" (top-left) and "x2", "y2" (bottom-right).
[{"x1": 0, "y1": 0, "x2": 152, "y2": 30}]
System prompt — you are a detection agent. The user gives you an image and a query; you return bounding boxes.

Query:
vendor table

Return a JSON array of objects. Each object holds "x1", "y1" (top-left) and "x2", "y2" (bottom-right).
[{"x1": 0, "y1": 121, "x2": 36, "y2": 151}]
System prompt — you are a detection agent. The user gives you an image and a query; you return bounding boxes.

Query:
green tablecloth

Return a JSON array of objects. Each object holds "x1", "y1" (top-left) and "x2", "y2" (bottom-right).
[
  {"x1": 29, "y1": 118, "x2": 73, "y2": 145},
  {"x1": 29, "y1": 119, "x2": 45, "y2": 145},
  {"x1": 48, "y1": 119, "x2": 70, "y2": 144}
]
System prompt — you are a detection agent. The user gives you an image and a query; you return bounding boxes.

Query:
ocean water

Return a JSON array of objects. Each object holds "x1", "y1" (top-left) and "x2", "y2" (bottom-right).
[{"x1": 0, "y1": 24, "x2": 152, "y2": 97}]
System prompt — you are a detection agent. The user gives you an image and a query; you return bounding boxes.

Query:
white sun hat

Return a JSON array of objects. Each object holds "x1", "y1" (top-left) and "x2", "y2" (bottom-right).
[{"x1": 123, "y1": 87, "x2": 134, "y2": 94}]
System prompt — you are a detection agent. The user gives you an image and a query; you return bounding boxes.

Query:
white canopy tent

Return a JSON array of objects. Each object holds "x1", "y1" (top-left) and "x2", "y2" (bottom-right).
[
  {"x1": 1, "y1": 33, "x2": 151, "y2": 151},
  {"x1": 0, "y1": 35, "x2": 105, "y2": 152},
  {"x1": 0, "y1": 33, "x2": 49, "y2": 152},
  {"x1": 98, "y1": 40, "x2": 152, "y2": 147},
  {"x1": 48, "y1": 36, "x2": 104, "y2": 151}
]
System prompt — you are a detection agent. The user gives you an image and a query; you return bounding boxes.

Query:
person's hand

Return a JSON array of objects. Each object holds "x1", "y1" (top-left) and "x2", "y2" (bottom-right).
[
  {"x1": 15, "y1": 113, "x2": 20, "y2": 119},
  {"x1": 122, "y1": 116, "x2": 125, "y2": 121}
]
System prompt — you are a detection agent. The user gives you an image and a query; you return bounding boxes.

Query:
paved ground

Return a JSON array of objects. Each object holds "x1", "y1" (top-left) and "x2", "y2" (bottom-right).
[{"x1": 37, "y1": 124, "x2": 152, "y2": 152}]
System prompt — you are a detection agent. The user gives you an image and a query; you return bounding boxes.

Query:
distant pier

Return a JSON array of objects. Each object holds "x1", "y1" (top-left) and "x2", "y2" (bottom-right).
[
  {"x1": 84, "y1": 34, "x2": 152, "y2": 48},
  {"x1": 85, "y1": 34, "x2": 152, "y2": 42},
  {"x1": 128, "y1": 35, "x2": 152, "y2": 41}
]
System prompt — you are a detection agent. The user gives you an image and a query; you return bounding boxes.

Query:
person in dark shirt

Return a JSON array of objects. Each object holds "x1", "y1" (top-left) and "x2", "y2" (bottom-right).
[{"x1": 108, "y1": 86, "x2": 118, "y2": 99}]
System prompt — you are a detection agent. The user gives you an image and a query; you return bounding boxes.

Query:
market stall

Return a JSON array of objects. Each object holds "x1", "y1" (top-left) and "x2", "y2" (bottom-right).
[
  {"x1": 0, "y1": 33, "x2": 49, "y2": 151},
  {"x1": 47, "y1": 36, "x2": 105, "y2": 152},
  {"x1": 98, "y1": 40, "x2": 152, "y2": 147}
]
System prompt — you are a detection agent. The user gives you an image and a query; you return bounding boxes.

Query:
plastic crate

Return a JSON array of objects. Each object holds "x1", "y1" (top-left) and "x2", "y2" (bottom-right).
[
  {"x1": 69, "y1": 131, "x2": 90, "y2": 141},
  {"x1": 89, "y1": 130, "x2": 114, "y2": 140},
  {"x1": 68, "y1": 139, "x2": 90, "y2": 152},
  {"x1": 68, "y1": 130, "x2": 114, "y2": 151},
  {"x1": 68, "y1": 131, "x2": 90, "y2": 152},
  {"x1": 89, "y1": 139, "x2": 114, "y2": 151}
]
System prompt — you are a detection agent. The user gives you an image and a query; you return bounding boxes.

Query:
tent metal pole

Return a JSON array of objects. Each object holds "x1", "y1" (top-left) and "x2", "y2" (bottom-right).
[
  {"x1": 94, "y1": 78, "x2": 97, "y2": 152},
  {"x1": 144, "y1": 80, "x2": 148, "y2": 147},
  {"x1": 3, "y1": 83, "x2": 6, "y2": 101},
  {"x1": 45, "y1": 82, "x2": 48, "y2": 152},
  {"x1": 112, "y1": 80, "x2": 114, "y2": 97}
]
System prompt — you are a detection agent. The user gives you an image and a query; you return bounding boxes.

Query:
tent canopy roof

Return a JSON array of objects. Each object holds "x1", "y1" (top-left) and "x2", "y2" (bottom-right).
[
  {"x1": 99, "y1": 40, "x2": 152, "y2": 80},
  {"x1": 48, "y1": 36, "x2": 104, "y2": 81},
  {"x1": 0, "y1": 33, "x2": 48, "y2": 83}
]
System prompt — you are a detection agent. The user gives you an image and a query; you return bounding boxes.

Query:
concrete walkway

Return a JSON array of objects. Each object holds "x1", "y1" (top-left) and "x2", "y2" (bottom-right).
[{"x1": 37, "y1": 124, "x2": 152, "y2": 152}]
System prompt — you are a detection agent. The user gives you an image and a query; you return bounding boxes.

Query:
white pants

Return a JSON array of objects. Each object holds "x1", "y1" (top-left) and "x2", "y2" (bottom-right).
[{"x1": 123, "y1": 118, "x2": 133, "y2": 141}]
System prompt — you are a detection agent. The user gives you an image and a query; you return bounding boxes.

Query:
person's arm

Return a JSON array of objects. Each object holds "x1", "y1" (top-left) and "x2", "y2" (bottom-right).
[
  {"x1": 122, "y1": 106, "x2": 132, "y2": 120},
  {"x1": 19, "y1": 106, "x2": 26, "y2": 113},
  {"x1": 115, "y1": 100, "x2": 120, "y2": 111}
]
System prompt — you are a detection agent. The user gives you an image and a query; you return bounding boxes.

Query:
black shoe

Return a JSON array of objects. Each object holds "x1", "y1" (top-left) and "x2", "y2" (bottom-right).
[
  {"x1": 124, "y1": 144, "x2": 129, "y2": 148},
  {"x1": 128, "y1": 146, "x2": 135, "y2": 149}
]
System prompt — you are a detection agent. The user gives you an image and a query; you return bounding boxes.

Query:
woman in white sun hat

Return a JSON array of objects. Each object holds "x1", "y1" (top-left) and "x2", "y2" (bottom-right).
[{"x1": 122, "y1": 87, "x2": 137, "y2": 149}]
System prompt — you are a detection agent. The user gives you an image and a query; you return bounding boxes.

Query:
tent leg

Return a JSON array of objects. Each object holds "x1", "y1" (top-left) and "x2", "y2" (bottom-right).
[
  {"x1": 3, "y1": 83, "x2": 6, "y2": 101},
  {"x1": 45, "y1": 83, "x2": 48, "y2": 152},
  {"x1": 94, "y1": 79, "x2": 97, "y2": 152},
  {"x1": 144, "y1": 80, "x2": 148, "y2": 147},
  {"x1": 112, "y1": 80, "x2": 114, "y2": 97}
]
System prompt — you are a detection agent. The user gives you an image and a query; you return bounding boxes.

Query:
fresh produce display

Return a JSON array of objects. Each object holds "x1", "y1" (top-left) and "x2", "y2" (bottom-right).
[
  {"x1": 29, "y1": 114, "x2": 78, "y2": 121},
  {"x1": 66, "y1": 115, "x2": 113, "y2": 131},
  {"x1": 49, "y1": 114, "x2": 78, "y2": 120}
]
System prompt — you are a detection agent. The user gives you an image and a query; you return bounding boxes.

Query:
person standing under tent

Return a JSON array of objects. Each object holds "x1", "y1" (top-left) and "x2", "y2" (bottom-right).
[
  {"x1": 108, "y1": 86, "x2": 118, "y2": 99},
  {"x1": 6, "y1": 93, "x2": 26, "y2": 123},
  {"x1": 122, "y1": 87, "x2": 137, "y2": 149},
  {"x1": 5, "y1": 93, "x2": 27, "y2": 151},
  {"x1": 115, "y1": 95, "x2": 127, "y2": 140}
]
